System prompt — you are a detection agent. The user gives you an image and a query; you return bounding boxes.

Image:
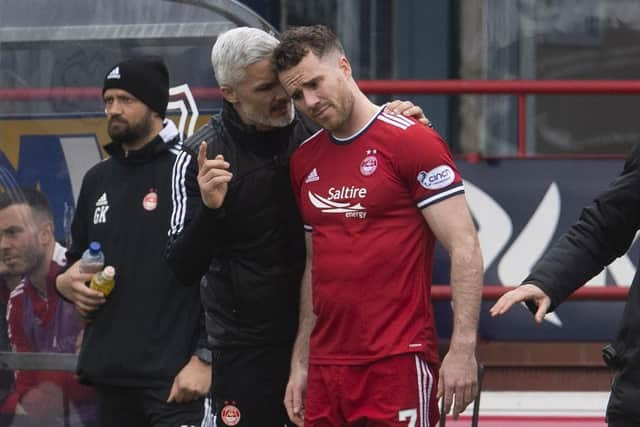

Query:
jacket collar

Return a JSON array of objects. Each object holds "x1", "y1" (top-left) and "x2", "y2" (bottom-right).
[{"x1": 105, "y1": 119, "x2": 181, "y2": 164}]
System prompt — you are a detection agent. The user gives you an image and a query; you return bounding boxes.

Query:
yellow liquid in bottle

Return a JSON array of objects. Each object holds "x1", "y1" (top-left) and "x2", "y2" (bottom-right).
[{"x1": 90, "y1": 266, "x2": 116, "y2": 296}]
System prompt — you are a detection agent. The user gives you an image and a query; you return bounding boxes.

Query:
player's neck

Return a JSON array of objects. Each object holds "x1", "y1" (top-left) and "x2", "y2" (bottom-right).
[{"x1": 332, "y1": 93, "x2": 378, "y2": 139}]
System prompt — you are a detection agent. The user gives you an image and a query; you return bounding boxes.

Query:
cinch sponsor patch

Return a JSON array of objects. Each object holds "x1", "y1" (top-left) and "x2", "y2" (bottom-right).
[{"x1": 417, "y1": 165, "x2": 454, "y2": 190}]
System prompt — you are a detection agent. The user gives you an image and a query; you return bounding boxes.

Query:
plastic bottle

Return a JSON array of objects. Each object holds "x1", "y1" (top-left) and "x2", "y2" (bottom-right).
[
  {"x1": 90, "y1": 266, "x2": 116, "y2": 297},
  {"x1": 79, "y1": 241, "x2": 105, "y2": 274}
]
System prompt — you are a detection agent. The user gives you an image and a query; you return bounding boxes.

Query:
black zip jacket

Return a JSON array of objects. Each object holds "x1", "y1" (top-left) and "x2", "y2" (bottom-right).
[
  {"x1": 66, "y1": 121, "x2": 204, "y2": 388},
  {"x1": 166, "y1": 101, "x2": 317, "y2": 349},
  {"x1": 523, "y1": 143, "x2": 640, "y2": 419}
]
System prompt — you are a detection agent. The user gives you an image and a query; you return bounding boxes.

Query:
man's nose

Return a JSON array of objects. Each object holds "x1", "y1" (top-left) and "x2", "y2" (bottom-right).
[
  {"x1": 303, "y1": 89, "x2": 320, "y2": 110},
  {"x1": 0, "y1": 234, "x2": 8, "y2": 250}
]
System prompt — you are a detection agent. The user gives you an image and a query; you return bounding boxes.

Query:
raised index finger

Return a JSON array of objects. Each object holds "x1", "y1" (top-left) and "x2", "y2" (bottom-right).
[{"x1": 197, "y1": 141, "x2": 208, "y2": 171}]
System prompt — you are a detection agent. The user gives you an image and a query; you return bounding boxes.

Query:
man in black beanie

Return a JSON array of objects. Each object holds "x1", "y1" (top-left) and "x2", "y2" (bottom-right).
[
  {"x1": 102, "y1": 57, "x2": 169, "y2": 119},
  {"x1": 101, "y1": 57, "x2": 170, "y2": 149},
  {"x1": 56, "y1": 56, "x2": 212, "y2": 427}
]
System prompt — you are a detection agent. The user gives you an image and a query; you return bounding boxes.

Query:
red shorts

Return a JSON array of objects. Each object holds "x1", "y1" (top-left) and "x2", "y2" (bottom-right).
[{"x1": 304, "y1": 353, "x2": 439, "y2": 426}]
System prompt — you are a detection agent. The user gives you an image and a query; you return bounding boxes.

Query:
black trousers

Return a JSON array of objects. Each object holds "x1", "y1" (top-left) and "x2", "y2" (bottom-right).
[
  {"x1": 606, "y1": 370, "x2": 640, "y2": 427},
  {"x1": 212, "y1": 344, "x2": 295, "y2": 427},
  {"x1": 607, "y1": 415, "x2": 640, "y2": 427},
  {"x1": 95, "y1": 383, "x2": 206, "y2": 427}
]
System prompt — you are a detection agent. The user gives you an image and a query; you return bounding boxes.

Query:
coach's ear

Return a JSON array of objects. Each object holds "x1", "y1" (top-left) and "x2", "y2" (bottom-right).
[{"x1": 220, "y1": 86, "x2": 237, "y2": 104}]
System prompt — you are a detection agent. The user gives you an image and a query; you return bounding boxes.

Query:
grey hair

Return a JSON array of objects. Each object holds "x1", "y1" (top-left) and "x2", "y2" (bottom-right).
[{"x1": 211, "y1": 27, "x2": 280, "y2": 88}]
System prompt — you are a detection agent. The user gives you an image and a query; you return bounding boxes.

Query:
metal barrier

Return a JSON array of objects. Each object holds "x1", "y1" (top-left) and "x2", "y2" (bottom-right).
[
  {"x1": 0, "y1": 287, "x2": 627, "y2": 372},
  {"x1": 4, "y1": 79, "x2": 640, "y2": 156},
  {"x1": 0, "y1": 352, "x2": 91, "y2": 427},
  {"x1": 431, "y1": 285, "x2": 629, "y2": 301},
  {"x1": 0, "y1": 352, "x2": 77, "y2": 371},
  {"x1": 358, "y1": 79, "x2": 640, "y2": 157}
]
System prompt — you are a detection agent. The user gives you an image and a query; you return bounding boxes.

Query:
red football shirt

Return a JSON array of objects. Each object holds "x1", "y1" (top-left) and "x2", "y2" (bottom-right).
[{"x1": 290, "y1": 107, "x2": 465, "y2": 365}]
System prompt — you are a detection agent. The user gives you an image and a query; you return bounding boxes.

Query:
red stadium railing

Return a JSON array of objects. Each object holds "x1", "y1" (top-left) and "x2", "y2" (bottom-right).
[
  {"x1": 4, "y1": 79, "x2": 640, "y2": 156},
  {"x1": 431, "y1": 285, "x2": 629, "y2": 301},
  {"x1": 357, "y1": 79, "x2": 640, "y2": 157}
]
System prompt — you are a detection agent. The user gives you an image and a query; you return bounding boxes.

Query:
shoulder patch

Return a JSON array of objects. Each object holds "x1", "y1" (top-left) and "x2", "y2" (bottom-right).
[{"x1": 417, "y1": 165, "x2": 455, "y2": 190}]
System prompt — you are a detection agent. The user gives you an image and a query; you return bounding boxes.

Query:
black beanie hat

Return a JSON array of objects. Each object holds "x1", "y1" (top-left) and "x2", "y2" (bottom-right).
[{"x1": 102, "y1": 56, "x2": 169, "y2": 117}]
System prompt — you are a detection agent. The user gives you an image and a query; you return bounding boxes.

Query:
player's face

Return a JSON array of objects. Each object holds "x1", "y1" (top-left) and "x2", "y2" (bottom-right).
[
  {"x1": 278, "y1": 51, "x2": 354, "y2": 133},
  {"x1": 104, "y1": 88, "x2": 155, "y2": 147},
  {"x1": 229, "y1": 58, "x2": 294, "y2": 131},
  {"x1": 0, "y1": 204, "x2": 45, "y2": 276}
]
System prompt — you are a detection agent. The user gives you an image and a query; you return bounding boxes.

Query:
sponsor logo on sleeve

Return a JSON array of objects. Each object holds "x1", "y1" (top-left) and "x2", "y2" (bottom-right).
[{"x1": 417, "y1": 165, "x2": 455, "y2": 190}]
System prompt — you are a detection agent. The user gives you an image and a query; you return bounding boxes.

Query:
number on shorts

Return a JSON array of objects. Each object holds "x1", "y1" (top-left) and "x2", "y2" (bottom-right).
[{"x1": 398, "y1": 409, "x2": 417, "y2": 427}]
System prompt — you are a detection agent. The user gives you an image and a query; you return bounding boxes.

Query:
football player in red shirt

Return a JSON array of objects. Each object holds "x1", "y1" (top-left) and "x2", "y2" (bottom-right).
[{"x1": 274, "y1": 25, "x2": 483, "y2": 426}]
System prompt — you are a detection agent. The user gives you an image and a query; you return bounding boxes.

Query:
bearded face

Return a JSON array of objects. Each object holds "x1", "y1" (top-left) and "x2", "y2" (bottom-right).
[{"x1": 107, "y1": 108, "x2": 154, "y2": 145}]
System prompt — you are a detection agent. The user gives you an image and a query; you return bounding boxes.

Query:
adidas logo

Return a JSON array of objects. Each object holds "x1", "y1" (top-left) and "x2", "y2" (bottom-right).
[
  {"x1": 106, "y1": 66, "x2": 120, "y2": 80},
  {"x1": 93, "y1": 193, "x2": 110, "y2": 224},
  {"x1": 305, "y1": 168, "x2": 320, "y2": 183},
  {"x1": 96, "y1": 193, "x2": 108, "y2": 207}
]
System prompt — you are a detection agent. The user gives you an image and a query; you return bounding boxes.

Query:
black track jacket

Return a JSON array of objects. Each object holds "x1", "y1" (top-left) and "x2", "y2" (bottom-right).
[
  {"x1": 523, "y1": 143, "x2": 640, "y2": 419},
  {"x1": 166, "y1": 101, "x2": 317, "y2": 349},
  {"x1": 66, "y1": 120, "x2": 204, "y2": 388}
]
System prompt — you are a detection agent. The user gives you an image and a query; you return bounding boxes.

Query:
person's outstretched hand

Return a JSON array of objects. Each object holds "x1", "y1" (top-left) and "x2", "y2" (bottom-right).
[{"x1": 490, "y1": 284, "x2": 551, "y2": 323}]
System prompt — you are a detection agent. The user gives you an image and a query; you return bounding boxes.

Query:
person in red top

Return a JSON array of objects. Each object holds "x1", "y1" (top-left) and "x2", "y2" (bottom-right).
[
  {"x1": 0, "y1": 262, "x2": 20, "y2": 420},
  {"x1": 0, "y1": 188, "x2": 94, "y2": 424},
  {"x1": 274, "y1": 25, "x2": 484, "y2": 427}
]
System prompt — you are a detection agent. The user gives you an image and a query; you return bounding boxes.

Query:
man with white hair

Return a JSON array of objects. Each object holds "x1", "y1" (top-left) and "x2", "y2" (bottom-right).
[{"x1": 166, "y1": 27, "x2": 427, "y2": 427}]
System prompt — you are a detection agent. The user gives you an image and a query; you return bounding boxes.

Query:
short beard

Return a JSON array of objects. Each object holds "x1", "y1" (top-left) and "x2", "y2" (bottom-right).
[
  {"x1": 9, "y1": 245, "x2": 45, "y2": 277},
  {"x1": 332, "y1": 91, "x2": 355, "y2": 131},
  {"x1": 108, "y1": 110, "x2": 154, "y2": 145},
  {"x1": 237, "y1": 100, "x2": 295, "y2": 129},
  {"x1": 24, "y1": 250, "x2": 46, "y2": 277}
]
